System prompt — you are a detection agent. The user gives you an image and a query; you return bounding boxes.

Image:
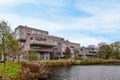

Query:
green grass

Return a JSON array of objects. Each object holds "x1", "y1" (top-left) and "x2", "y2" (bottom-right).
[{"x1": 0, "y1": 62, "x2": 21, "y2": 79}]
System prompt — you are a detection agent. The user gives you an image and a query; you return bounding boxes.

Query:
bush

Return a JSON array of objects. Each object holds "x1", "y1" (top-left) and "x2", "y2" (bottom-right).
[
  {"x1": 74, "y1": 53, "x2": 80, "y2": 60},
  {"x1": 16, "y1": 62, "x2": 49, "y2": 80}
]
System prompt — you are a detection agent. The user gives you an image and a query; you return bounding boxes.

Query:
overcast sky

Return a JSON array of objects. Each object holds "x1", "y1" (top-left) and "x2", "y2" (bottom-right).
[{"x1": 0, "y1": 0, "x2": 120, "y2": 46}]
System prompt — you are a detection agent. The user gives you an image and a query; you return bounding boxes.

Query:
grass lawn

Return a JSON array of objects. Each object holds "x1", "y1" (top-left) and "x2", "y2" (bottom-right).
[{"x1": 0, "y1": 62, "x2": 21, "y2": 79}]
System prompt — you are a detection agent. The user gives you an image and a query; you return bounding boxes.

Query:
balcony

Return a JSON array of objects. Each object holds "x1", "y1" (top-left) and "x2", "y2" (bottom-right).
[
  {"x1": 30, "y1": 40, "x2": 57, "y2": 47},
  {"x1": 28, "y1": 48, "x2": 52, "y2": 52},
  {"x1": 17, "y1": 37, "x2": 26, "y2": 41}
]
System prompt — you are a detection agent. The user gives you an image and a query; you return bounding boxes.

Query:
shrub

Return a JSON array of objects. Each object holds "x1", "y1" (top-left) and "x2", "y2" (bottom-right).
[
  {"x1": 16, "y1": 62, "x2": 49, "y2": 80},
  {"x1": 74, "y1": 53, "x2": 80, "y2": 60}
]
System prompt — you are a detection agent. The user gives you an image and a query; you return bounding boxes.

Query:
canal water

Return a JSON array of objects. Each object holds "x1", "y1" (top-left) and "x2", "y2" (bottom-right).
[{"x1": 49, "y1": 65, "x2": 120, "y2": 80}]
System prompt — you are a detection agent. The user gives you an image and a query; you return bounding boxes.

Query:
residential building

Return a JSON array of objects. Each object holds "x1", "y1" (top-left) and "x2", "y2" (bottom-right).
[
  {"x1": 12, "y1": 25, "x2": 81, "y2": 60},
  {"x1": 80, "y1": 45, "x2": 98, "y2": 58},
  {"x1": 111, "y1": 41, "x2": 120, "y2": 51},
  {"x1": 98, "y1": 42, "x2": 107, "y2": 48}
]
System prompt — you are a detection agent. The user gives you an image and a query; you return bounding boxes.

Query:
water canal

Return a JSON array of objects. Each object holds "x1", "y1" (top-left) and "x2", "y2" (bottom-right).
[{"x1": 49, "y1": 65, "x2": 120, "y2": 80}]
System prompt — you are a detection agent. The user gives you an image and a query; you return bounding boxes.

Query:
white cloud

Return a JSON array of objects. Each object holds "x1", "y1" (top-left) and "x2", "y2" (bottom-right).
[
  {"x1": 67, "y1": 34, "x2": 109, "y2": 47},
  {"x1": 0, "y1": 12, "x2": 109, "y2": 46},
  {"x1": 37, "y1": 0, "x2": 72, "y2": 7},
  {"x1": 0, "y1": 0, "x2": 120, "y2": 46},
  {"x1": 0, "y1": 0, "x2": 38, "y2": 8},
  {"x1": 68, "y1": 10, "x2": 120, "y2": 34},
  {"x1": 0, "y1": 13, "x2": 65, "y2": 32}
]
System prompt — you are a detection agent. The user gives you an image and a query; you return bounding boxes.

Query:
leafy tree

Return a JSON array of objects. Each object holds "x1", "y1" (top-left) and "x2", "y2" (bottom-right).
[
  {"x1": 110, "y1": 42, "x2": 120, "y2": 59},
  {"x1": 74, "y1": 50, "x2": 79, "y2": 60},
  {"x1": 0, "y1": 20, "x2": 23, "y2": 63},
  {"x1": 0, "y1": 21, "x2": 11, "y2": 63},
  {"x1": 111, "y1": 43, "x2": 120, "y2": 59},
  {"x1": 7, "y1": 35, "x2": 24, "y2": 62},
  {"x1": 64, "y1": 47, "x2": 71, "y2": 59},
  {"x1": 112, "y1": 48, "x2": 120, "y2": 59},
  {"x1": 74, "y1": 53, "x2": 79, "y2": 60},
  {"x1": 28, "y1": 52, "x2": 38, "y2": 61},
  {"x1": 98, "y1": 45, "x2": 113, "y2": 59}
]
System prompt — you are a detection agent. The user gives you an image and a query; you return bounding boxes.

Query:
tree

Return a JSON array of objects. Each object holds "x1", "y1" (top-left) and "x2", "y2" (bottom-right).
[
  {"x1": 74, "y1": 49, "x2": 80, "y2": 60},
  {"x1": 7, "y1": 35, "x2": 24, "y2": 62},
  {"x1": 0, "y1": 21, "x2": 11, "y2": 62},
  {"x1": 74, "y1": 53, "x2": 79, "y2": 60},
  {"x1": 110, "y1": 43, "x2": 120, "y2": 59},
  {"x1": 6, "y1": 35, "x2": 24, "y2": 62},
  {"x1": 0, "y1": 20, "x2": 23, "y2": 63},
  {"x1": 64, "y1": 47, "x2": 71, "y2": 59},
  {"x1": 112, "y1": 48, "x2": 120, "y2": 59},
  {"x1": 28, "y1": 52, "x2": 38, "y2": 61},
  {"x1": 98, "y1": 45, "x2": 113, "y2": 59}
]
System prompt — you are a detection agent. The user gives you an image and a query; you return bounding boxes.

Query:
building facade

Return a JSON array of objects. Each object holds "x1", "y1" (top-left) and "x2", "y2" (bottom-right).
[
  {"x1": 80, "y1": 45, "x2": 99, "y2": 58},
  {"x1": 13, "y1": 25, "x2": 81, "y2": 60}
]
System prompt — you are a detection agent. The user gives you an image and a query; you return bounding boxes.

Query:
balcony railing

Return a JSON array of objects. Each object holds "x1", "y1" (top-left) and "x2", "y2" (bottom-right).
[
  {"x1": 30, "y1": 40, "x2": 57, "y2": 46},
  {"x1": 29, "y1": 48, "x2": 52, "y2": 52}
]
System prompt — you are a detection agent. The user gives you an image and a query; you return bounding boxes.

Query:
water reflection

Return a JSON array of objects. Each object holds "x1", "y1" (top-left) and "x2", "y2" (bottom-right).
[{"x1": 49, "y1": 65, "x2": 120, "y2": 80}]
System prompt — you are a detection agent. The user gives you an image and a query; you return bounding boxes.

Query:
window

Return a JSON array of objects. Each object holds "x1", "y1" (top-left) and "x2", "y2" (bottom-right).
[
  {"x1": 58, "y1": 43, "x2": 61, "y2": 45},
  {"x1": 37, "y1": 31, "x2": 42, "y2": 35},
  {"x1": 30, "y1": 37, "x2": 33, "y2": 41},
  {"x1": 30, "y1": 46, "x2": 41, "y2": 49},
  {"x1": 15, "y1": 29, "x2": 20, "y2": 39},
  {"x1": 35, "y1": 37, "x2": 46, "y2": 42},
  {"x1": 70, "y1": 46, "x2": 74, "y2": 48},
  {"x1": 32, "y1": 30, "x2": 36, "y2": 34},
  {"x1": 51, "y1": 40, "x2": 57, "y2": 44},
  {"x1": 56, "y1": 52, "x2": 61, "y2": 56},
  {"x1": 20, "y1": 41, "x2": 25, "y2": 45},
  {"x1": 21, "y1": 29, "x2": 26, "y2": 38},
  {"x1": 62, "y1": 43, "x2": 66, "y2": 48},
  {"x1": 22, "y1": 55, "x2": 27, "y2": 60},
  {"x1": 42, "y1": 32, "x2": 47, "y2": 35}
]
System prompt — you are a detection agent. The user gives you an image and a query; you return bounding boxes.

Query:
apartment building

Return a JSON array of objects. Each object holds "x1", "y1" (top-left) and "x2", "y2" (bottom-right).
[
  {"x1": 98, "y1": 42, "x2": 107, "y2": 48},
  {"x1": 80, "y1": 45, "x2": 98, "y2": 58},
  {"x1": 13, "y1": 25, "x2": 81, "y2": 60}
]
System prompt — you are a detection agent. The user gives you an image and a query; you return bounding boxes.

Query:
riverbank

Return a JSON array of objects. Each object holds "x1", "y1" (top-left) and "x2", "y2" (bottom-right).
[
  {"x1": 79, "y1": 58, "x2": 120, "y2": 65},
  {"x1": 0, "y1": 59, "x2": 120, "y2": 80},
  {"x1": 40, "y1": 60, "x2": 72, "y2": 67},
  {"x1": 40, "y1": 59, "x2": 120, "y2": 66}
]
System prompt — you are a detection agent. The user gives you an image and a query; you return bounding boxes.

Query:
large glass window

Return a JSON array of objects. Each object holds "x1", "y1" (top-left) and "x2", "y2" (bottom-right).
[
  {"x1": 15, "y1": 29, "x2": 20, "y2": 39},
  {"x1": 30, "y1": 45, "x2": 41, "y2": 49},
  {"x1": 21, "y1": 29, "x2": 26, "y2": 38},
  {"x1": 37, "y1": 31, "x2": 42, "y2": 35},
  {"x1": 32, "y1": 30, "x2": 36, "y2": 34},
  {"x1": 35, "y1": 37, "x2": 46, "y2": 42},
  {"x1": 42, "y1": 32, "x2": 47, "y2": 35},
  {"x1": 51, "y1": 40, "x2": 57, "y2": 44}
]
